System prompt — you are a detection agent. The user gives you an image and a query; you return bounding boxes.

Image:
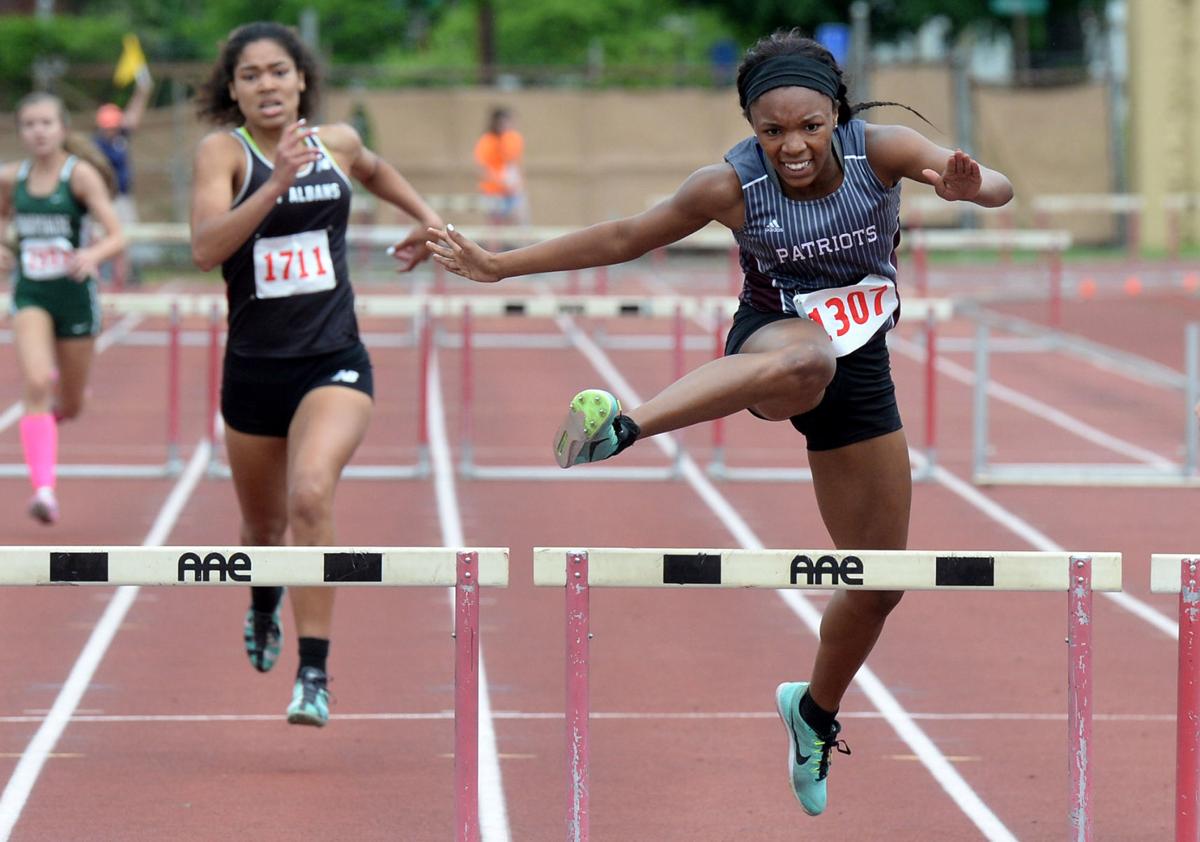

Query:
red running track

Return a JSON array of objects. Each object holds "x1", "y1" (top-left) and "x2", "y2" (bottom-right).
[{"x1": 0, "y1": 279, "x2": 1192, "y2": 841}]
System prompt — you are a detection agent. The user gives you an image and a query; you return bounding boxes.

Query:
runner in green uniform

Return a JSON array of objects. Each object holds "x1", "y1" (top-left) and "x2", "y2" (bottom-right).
[{"x1": 0, "y1": 92, "x2": 125, "y2": 524}]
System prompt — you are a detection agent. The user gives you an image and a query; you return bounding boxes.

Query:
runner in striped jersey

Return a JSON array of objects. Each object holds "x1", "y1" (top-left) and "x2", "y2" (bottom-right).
[{"x1": 428, "y1": 28, "x2": 1013, "y2": 815}]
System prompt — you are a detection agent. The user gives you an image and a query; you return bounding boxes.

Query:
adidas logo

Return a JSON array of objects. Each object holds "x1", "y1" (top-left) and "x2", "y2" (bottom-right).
[
  {"x1": 330, "y1": 369, "x2": 360, "y2": 384},
  {"x1": 764, "y1": 218, "x2": 783, "y2": 232}
]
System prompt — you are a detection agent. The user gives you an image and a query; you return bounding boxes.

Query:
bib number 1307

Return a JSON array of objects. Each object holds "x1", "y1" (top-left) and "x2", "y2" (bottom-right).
[
  {"x1": 253, "y1": 229, "x2": 336, "y2": 299},
  {"x1": 792, "y1": 275, "x2": 898, "y2": 357}
]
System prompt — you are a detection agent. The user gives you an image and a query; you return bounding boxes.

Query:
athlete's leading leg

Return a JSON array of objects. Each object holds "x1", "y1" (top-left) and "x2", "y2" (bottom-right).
[
  {"x1": 281, "y1": 385, "x2": 372, "y2": 726},
  {"x1": 556, "y1": 318, "x2": 835, "y2": 466},
  {"x1": 13, "y1": 308, "x2": 61, "y2": 523}
]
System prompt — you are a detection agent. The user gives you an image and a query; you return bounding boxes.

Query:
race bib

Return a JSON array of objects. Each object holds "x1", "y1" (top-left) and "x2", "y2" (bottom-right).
[
  {"x1": 20, "y1": 237, "x2": 74, "y2": 281},
  {"x1": 253, "y1": 229, "x2": 336, "y2": 299},
  {"x1": 793, "y1": 276, "x2": 899, "y2": 357}
]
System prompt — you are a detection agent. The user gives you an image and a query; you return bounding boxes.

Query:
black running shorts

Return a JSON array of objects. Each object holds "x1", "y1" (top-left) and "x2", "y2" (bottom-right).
[
  {"x1": 724, "y1": 302, "x2": 903, "y2": 452},
  {"x1": 221, "y1": 342, "x2": 374, "y2": 437}
]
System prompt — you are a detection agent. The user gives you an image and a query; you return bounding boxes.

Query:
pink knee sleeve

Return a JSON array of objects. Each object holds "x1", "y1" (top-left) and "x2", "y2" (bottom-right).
[{"x1": 19, "y1": 413, "x2": 57, "y2": 491}]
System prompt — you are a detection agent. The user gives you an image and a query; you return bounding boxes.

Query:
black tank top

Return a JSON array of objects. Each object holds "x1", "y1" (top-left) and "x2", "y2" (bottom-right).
[{"x1": 221, "y1": 127, "x2": 358, "y2": 357}]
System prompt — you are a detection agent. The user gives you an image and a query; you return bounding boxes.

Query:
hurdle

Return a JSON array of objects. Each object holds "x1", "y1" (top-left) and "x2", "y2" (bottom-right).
[
  {"x1": 1151, "y1": 554, "x2": 1200, "y2": 842},
  {"x1": 707, "y1": 297, "x2": 955, "y2": 482},
  {"x1": 535, "y1": 546, "x2": 1122, "y2": 841},
  {"x1": 905, "y1": 228, "x2": 1073, "y2": 326},
  {"x1": 0, "y1": 544, "x2": 508, "y2": 842},
  {"x1": 972, "y1": 320, "x2": 1200, "y2": 486}
]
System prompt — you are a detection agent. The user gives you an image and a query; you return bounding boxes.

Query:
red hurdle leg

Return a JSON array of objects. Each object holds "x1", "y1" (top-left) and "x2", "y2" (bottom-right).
[
  {"x1": 1068, "y1": 554, "x2": 1094, "y2": 842},
  {"x1": 1178, "y1": 558, "x2": 1200, "y2": 842},
  {"x1": 566, "y1": 550, "x2": 590, "y2": 842},
  {"x1": 166, "y1": 301, "x2": 182, "y2": 472},
  {"x1": 455, "y1": 550, "x2": 481, "y2": 842}
]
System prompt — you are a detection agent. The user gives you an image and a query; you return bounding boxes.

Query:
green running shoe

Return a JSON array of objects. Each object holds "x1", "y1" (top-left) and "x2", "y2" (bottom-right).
[
  {"x1": 552, "y1": 389, "x2": 639, "y2": 468},
  {"x1": 775, "y1": 681, "x2": 850, "y2": 816},
  {"x1": 287, "y1": 666, "x2": 330, "y2": 727},
  {"x1": 243, "y1": 601, "x2": 283, "y2": 674}
]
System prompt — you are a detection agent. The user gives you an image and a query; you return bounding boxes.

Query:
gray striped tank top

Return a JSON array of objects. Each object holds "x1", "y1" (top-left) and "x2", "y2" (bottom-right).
[{"x1": 725, "y1": 119, "x2": 902, "y2": 315}]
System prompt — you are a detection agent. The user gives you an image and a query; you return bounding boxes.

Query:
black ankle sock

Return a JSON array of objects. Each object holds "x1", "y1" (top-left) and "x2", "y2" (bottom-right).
[
  {"x1": 298, "y1": 637, "x2": 330, "y2": 674},
  {"x1": 250, "y1": 586, "x2": 284, "y2": 614},
  {"x1": 613, "y1": 415, "x2": 640, "y2": 455},
  {"x1": 798, "y1": 689, "x2": 838, "y2": 736}
]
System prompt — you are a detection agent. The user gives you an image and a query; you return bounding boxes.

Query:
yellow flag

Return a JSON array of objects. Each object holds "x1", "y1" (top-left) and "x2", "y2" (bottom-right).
[{"x1": 113, "y1": 33, "x2": 147, "y2": 87}]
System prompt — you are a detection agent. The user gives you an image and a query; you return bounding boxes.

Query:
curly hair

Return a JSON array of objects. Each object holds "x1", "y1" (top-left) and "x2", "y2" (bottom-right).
[
  {"x1": 195, "y1": 22, "x2": 321, "y2": 126},
  {"x1": 736, "y1": 28, "x2": 930, "y2": 127}
]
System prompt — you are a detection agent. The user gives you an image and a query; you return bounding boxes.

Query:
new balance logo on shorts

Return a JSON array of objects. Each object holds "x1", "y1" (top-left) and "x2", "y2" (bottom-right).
[{"x1": 330, "y1": 369, "x2": 360, "y2": 384}]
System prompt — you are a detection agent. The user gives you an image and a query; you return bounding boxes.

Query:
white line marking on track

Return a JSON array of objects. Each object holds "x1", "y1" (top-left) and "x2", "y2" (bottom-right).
[
  {"x1": 428, "y1": 350, "x2": 511, "y2": 842},
  {"x1": 560, "y1": 317, "x2": 1019, "y2": 842},
  {"x1": 0, "y1": 438, "x2": 210, "y2": 842},
  {"x1": 889, "y1": 333, "x2": 1176, "y2": 469},
  {"x1": 912, "y1": 451, "x2": 1179, "y2": 638}
]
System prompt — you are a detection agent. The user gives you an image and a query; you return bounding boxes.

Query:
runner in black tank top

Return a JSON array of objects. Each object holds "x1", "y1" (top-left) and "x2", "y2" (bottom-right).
[
  {"x1": 191, "y1": 22, "x2": 443, "y2": 727},
  {"x1": 428, "y1": 29, "x2": 1013, "y2": 815},
  {"x1": 0, "y1": 92, "x2": 125, "y2": 526}
]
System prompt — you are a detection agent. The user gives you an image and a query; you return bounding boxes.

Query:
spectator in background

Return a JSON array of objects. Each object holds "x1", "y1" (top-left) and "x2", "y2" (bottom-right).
[
  {"x1": 93, "y1": 66, "x2": 153, "y2": 285},
  {"x1": 474, "y1": 106, "x2": 528, "y2": 225}
]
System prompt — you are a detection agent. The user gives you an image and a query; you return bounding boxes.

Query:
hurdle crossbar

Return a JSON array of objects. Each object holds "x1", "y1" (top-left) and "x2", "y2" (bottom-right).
[
  {"x1": 0, "y1": 544, "x2": 507, "y2": 842},
  {"x1": 536, "y1": 547, "x2": 1119, "y2": 842},
  {"x1": 1151, "y1": 554, "x2": 1200, "y2": 842}
]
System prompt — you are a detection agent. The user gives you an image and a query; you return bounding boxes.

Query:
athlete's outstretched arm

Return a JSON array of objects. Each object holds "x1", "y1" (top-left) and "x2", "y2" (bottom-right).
[
  {"x1": 190, "y1": 121, "x2": 321, "y2": 271},
  {"x1": 866, "y1": 123, "x2": 1013, "y2": 208},
  {"x1": 327, "y1": 123, "x2": 445, "y2": 272},
  {"x1": 68, "y1": 161, "x2": 126, "y2": 281},
  {"x1": 426, "y1": 162, "x2": 744, "y2": 284}
]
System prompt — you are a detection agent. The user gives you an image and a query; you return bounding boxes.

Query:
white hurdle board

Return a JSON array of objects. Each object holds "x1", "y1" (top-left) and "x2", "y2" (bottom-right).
[
  {"x1": 534, "y1": 547, "x2": 1121, "y2": 590},
  {"x1": 1151, "y1": 554, "x2": 1200, "y2": 593},
  {"x1": 0, "y1": 546, "x2": 509, "y2": 587}
]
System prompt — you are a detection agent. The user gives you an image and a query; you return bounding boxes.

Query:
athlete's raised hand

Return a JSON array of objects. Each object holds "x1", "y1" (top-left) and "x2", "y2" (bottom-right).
[
  {"x1": 426, "y1": 224, "x2": 502, "y2": 284},
  {"x1": 266, "y1": 119, "x2": 322, "y2": 191},
  {"x1": 922, "y1": 149, "x2": 982, "y2": 202}
]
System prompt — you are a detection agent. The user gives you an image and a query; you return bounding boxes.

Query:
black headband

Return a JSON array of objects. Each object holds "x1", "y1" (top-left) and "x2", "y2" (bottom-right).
[{"x1": 738, "y1": 55, "x2": 840, "y2": 111}]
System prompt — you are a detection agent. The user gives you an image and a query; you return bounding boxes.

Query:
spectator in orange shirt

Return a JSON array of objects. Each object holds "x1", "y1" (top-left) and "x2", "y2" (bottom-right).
[{"x1": 474, "y1": 107, "x2": 528, "y2": 225}]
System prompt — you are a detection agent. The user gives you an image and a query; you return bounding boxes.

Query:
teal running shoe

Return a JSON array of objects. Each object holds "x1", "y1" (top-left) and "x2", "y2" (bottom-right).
[
  {"x1": 552, "y1": 389, "x2": 639, "y2": 468},
  {"x1": 243, "y1": 602, "x2": 283, "y2": 674},
  {"x1": 287, "y1": 666, "x2": 330, "y2": 727},
  {"x1": 775, "y1": 681, "x2": 851, "y2": 816}
]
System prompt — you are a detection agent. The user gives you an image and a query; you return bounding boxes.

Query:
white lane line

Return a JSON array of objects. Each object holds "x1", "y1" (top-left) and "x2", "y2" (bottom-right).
[
  {"x1": 559, "y1": 318, "x2": 1018, "y2": 842},
  {"x1": 889, "y1": 333, "x2": 1176, "y2": 469},
  {"x1": 0, "y1": 312, "x2": 145, "y2": 434},
  {"x1": 427, "y1": 350, "x2": 511, "y2": 842},
  {"x1": 0, "y1": 438, "x2": 210, "y2": 842},
  {"x1": 0, "y1": 710, "x2": 1174, "y2": 724},
  {"x1": 913, "y1": 451, "x2": 1178, "y2": 638}
]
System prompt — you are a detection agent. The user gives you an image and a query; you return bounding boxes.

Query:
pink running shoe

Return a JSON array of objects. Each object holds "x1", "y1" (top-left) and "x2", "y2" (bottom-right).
[{"x1": 28, "y1": 487, "x2": 59, "y2": 525}]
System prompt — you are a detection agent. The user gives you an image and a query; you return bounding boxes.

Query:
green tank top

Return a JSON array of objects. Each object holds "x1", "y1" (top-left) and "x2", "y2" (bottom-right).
[{"x1": 13, "y1": 156, "x2": 88, "y2": 284}]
